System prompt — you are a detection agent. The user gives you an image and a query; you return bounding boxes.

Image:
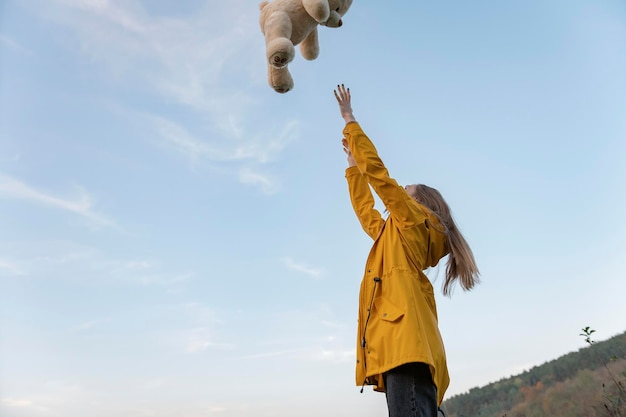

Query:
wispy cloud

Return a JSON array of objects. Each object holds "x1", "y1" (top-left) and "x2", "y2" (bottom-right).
[
  {"x1": 0, "y1": 397, "x2": 49, "y2": 413},
  {"x1": 242, "y1": 349, "x2": 302, "y2": 360},
  {"x1": 39, "y1": 0, "x2": 270, "y2": 137},
  {"x1": 145, "y1": 114, "x2": 297, "y2": 164},
  {"x1": 72, "y1": 320, "x2": 101, "y2": 332},
  {"x1": 240, "y1": 306, "x2": 351, "y2": 363},
  {"x1": 183, "y1": 302, "x2": 221, "y2": 325},
  {"x1": 147, "y1": 115, "x2": 231, "y2": 162},
  {"x1": 0, "y1": 258, "x2": 24, "y2": 276},
  {"x1": 184, "y1": 326, "x2": 216, "y2": 353},
  {"x1": 56, "y1": 0, "x2": 147, "y2": 33},
  {"x1": 135, "y1": 270, "x2": 195, "y2": 287},
  {"x1": 33, "y1": 0, "x2": 299, "y2": 191},
  {"x1": 0, "y1": 397, "x2": 33, "y2": 407},
  {"x1": 281, "y1": 257, "x2": 323, "y2": 278},
  {"x1": 0, "y1": 173, "x2": 113, "y2": 227},
  {"x1": 155, "y1": 303, "x2": 234, "y2": 354},
  {"x1": 243, "y1": 345, "x2": 354, "y2": 363},
  {"x1": 142, "y1": 113, "x2": 297, "y2": 193},
  {"x1": 0, "y1": 34, "x2": 34, "y2": 56},
  {"x1": 2, "y1": 240, "x2": 193, "y2": 289},
  {"x1": 178, "y1": 326, "x2": 232, "y2": 354},
  {"x1": 310, "y1": 347, "x2": 355, "y2": 363},
  {"x1": 230, "y1": 121, "x2": 300, "y2": 164},
  {"x1": 239, "y1": 168, "x2": 280, "y2": 195}
]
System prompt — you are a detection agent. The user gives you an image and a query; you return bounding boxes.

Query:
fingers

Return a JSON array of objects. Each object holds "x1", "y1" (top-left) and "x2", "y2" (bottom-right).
[
  {"x1": 334, "y1": 84, "x2": 350, "y2": 101},
  {"x1": 337, "y1": 84, "x2": 350, "y2": 101}
]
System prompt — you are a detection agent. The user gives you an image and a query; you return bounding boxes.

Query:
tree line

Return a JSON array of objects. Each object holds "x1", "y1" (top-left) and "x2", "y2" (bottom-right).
[{"x1": 441, "y1": 329, "x2": 626, "y2": 417}]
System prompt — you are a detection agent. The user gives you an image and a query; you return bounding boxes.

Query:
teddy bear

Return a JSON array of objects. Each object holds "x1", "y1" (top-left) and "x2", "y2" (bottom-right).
[{"x1": 259, "y1": 0, "x2": 353, "y2": 93}]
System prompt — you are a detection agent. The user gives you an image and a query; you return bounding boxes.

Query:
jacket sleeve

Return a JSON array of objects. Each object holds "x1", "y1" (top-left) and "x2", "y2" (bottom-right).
[
  {"x1": 345, "y1": 166, "x2": 384, "y2": 240},
  {"x1": 343, "y1": 122, "x2": 423, "y2": 228}
]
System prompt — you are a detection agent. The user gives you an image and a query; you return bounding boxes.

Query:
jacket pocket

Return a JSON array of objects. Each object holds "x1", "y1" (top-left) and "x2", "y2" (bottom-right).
[{"x1": 374, "y1": 296, "x2": 405, "y2": 322}]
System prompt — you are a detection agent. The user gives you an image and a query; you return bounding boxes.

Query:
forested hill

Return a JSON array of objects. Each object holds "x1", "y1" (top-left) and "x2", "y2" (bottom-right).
[{"x1": 441, "y1": 329, "x2": 626, "y2": 417}]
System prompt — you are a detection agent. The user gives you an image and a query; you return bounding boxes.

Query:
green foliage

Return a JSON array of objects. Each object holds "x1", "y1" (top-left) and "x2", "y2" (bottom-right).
[
  {"x1": 582, "y1": 326, "x2": 598, "y2": 345},
  {"x1": 580, "y1": 326, "x2": 626, "y2": 417},
  {"x1": 442, "y1": 329, "x2": 626, "y2": 417}
]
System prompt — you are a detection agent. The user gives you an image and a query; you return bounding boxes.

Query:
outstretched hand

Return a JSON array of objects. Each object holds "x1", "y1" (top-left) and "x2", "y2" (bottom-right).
[
  {"x1": 334, "y1": 84, "x2": 357, "y2": 124},
  {"x1": 335, "y1": 84, "x2": 357, "y2": 168}
]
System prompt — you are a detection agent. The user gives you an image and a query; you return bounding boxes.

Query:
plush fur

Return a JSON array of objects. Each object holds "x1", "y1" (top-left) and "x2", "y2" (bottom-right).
[{"x1": 259, "y1": 0, "x2": 353, "y2": 93}]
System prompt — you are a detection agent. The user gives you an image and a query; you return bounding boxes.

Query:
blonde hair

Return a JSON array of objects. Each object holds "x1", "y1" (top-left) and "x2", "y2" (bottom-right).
[{"x1": 412, "y1": 184, "x2": 480, "y2": 296}]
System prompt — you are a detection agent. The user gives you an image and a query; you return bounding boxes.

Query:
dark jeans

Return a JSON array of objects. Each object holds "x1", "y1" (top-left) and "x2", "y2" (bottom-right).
[{"x1": 384, "y1": 362, "x2": 438, "y2": 417}]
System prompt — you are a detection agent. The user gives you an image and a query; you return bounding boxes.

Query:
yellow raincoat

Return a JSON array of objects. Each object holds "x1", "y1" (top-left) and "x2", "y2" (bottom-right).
[{"x1": 343, "y1": 122, "x2": 450, "y2": 405}]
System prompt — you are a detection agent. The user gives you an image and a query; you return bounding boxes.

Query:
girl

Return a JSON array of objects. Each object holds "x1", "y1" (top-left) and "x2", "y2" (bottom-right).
[{"x1": 334, "y1": 84, "x2": 479, "y2": 417}]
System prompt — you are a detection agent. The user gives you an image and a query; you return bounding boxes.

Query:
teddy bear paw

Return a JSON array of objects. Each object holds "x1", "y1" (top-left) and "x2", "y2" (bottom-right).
[
  {"x1": 266, "y1": 38, "x2": 294, "y2": 69},
  {"x1": 271, "y1": 76, "x2": 293, "y2": 93},
  {"x1": 269, "y1": 51, "x2": 291, "y2": 69},
  {"x1": 268, "y1": 66, "x2": 294, "y2": 93},
  {"x1": 274, "y1": 85, "x2": 291, "y2": 93}
]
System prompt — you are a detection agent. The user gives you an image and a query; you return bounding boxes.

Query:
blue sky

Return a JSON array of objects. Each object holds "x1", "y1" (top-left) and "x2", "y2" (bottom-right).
[{"x1": 1, "y1": 0, "x2": 625, "y2": 416}]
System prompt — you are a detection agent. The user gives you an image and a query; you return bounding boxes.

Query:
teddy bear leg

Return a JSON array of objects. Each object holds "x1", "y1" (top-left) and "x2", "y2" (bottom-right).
[
  {"x1": 264, "y1": 11, "x2": 295, "y2": 69},
  {"x1": 299, "y1": 27, "x2": 319, "y2": 61},
  {"x1": 268, "y1": 64, "x2": 294, "y2": 94},
  {"x1": 302, "y1": 0, "x2": 330, "y2": 24}
]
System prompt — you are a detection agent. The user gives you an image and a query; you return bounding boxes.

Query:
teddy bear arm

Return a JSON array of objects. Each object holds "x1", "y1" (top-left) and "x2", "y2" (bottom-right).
[
  {"x1": 263, "y1": 11, "x2": 296, "y2": 68},
  {"x1": 302, "y1": 0, "x2": 330, "y2": 23},
  {"x1": 299, "y1": 27, "x2": 319, "y2": 61},
  {"x1": 263, "y1": 11, "x2": 293, "y2": 42}
]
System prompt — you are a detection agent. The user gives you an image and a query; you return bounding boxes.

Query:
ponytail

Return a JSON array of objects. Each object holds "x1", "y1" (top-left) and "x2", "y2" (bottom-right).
[{"x1": 413, "y1": 185, "x2": 479, "y2": 295}]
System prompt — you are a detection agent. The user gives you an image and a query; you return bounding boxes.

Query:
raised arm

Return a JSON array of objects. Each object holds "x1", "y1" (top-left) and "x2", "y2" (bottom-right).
[
  {"x1": 343, "y1": 140, "x2": 384, "y2": 239},
  {"x1": 334, "y1": 85, "x2": 422, "y2": 227}
]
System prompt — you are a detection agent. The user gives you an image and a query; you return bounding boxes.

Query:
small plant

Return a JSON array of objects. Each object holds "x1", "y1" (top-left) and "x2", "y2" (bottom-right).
[
  {"x1": 580, "y1": 326, "x2": 597, "y2": 346},
  {"x1": 580, "y1": 326, "x2": 626, "y2": 417}
]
